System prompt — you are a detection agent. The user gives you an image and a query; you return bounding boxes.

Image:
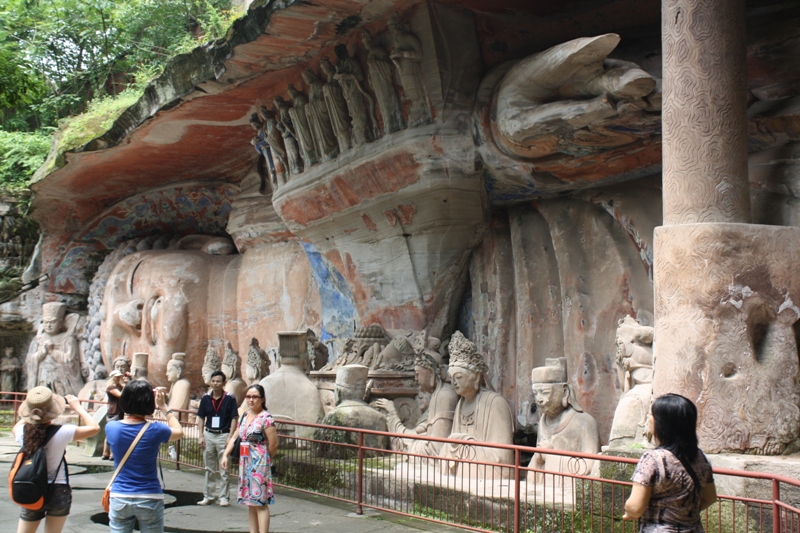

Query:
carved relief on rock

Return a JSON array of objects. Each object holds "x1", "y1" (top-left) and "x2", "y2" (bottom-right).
[
  {"x1": 361, "y1": 28, "x2": 405, "y2": 134},
  {"x1": 245, "y1": 337, "x2": 270, "y2": 385},
  {"x1": 653, "y1": 224, "x2": 800, "y2": 454},
  {"x1": 273, "y1": 95, "x2": 303, "y2": 175},
  {"x1": 260, "y1": 331, "x2": 324, "y2": 440},
  {"x1": 285, "y1": 87, "x2": 318, "y2": 167},
  {"x1": 27, "y1": 302, "x2": 84, "y2": 395},
  {"x1": 301, "y1": 69, "x2": 339, "y2": 162},
  {"x1": 1, "y1": 347, "x2": 21, "y2": 398},
  {"x1": 314, "y1": 364, "x2": 388, "y2": 458},
  {"x1": 439, "y1": 331, "x2": 514, "y2": 479},
  {"x1": 491, "y1": 33, "x2": 658, "y2": 161},
  {"x1": 333, "y1": 44, "x2": 377, "y2": 146},
  {"x1": 166, "y1": 352, "x2": 191, "y2": 411},
  {"x1": 222, "y1": 341, "x2": 246, "y2": 405},
  {"x1": 387, "y1": 15, "x2": 432, "y2": 127},
  {"x1": 529, "y1": 357, "x2": 600, "y2": 484},
  {"x1": 318, "y1": 58, "x2": 353, "y2": 153},
  {"x1": 374, "y1": 332, "x2": 457, "y2": 457},
  {"x1": 306, "y1": 329, "x2": 328, "y2": 371},
  {"x1": 201, "y1": 345, "x2": 221, "y2": 385},
  {"x1": 257, "y1": 106, "x2": 288, "y2": 186},
  {"x1": 608, "y1": 315, "x2": 654, "y2": 449}
]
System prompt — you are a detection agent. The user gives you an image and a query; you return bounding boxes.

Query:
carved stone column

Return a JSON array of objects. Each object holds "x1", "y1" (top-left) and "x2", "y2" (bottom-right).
[
  {"x1": 653, "y1": 0, "x2": 800, "y2": 454},
  {"x1": 661, "y1": 0, "x2": 750, "y2": 224}
]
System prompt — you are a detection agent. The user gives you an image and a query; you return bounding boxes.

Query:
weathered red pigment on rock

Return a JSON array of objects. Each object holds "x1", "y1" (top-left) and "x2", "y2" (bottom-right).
[
  {"x1": 362, "y1": 301, "x2": 427, "y2": 332},
  {"x1": 395, "y1": 204, "x2": 417, "y2": 225},
  {"x1": 275, "y1": 152, "x2": 421, "y2": 226},
  {"x1": 535, "y1": 142, "x2": 662, "y2": 183},
  {"x1": 361, "y1": 214, "x2": 378, "y2": 232},
  {"x1": 383, "y1": 210, "x2": 399, "y2": 227}
]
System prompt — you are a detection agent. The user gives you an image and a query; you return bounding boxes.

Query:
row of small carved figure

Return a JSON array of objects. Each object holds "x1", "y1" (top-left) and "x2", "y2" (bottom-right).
[{"x1": 250, "y1": 18, "x2": 433, "y2": 188}]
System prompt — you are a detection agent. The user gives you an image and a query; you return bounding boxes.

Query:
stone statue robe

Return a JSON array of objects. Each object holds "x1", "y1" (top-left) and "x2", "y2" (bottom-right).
[
  {"x1": 440, "y1": 389, "x2": 514, "y2": 479},
  {"x1": 316, "y1": 399, "x2": 388, "y2": 457},
  {"x1": 530, "y1": 407, "x2": 600, "y2": 485},
  {"x1": 366, "y1": 45, "x2": 404, "y2": 134},
  {"x1": 259, "y1": 364, "x2": 323, "y2": 440},
  {"x1": 335, "y1": 57, "x2": 376, "y2": 145},
  {"x1": 390, "y1": 30, "x2": 431, "y2": 126},
  {"x1": 305, "y1": 81, "x2": 339, "y2": 161},
  {"x1": 321, "y1": 77, "x2": 352, "y2": 152},
  {"x1": 168, "y1": 378, "x2": 192, "y2": 412},
  {"x1": 288, "y1": 97, "x2": 318, "y2": 166},
  {"x1": 388, "y1": 382, "x2": 457, "y2": 456},
  {"x1": 28, "y1": 314, "x2": 83, "y2": 395}
]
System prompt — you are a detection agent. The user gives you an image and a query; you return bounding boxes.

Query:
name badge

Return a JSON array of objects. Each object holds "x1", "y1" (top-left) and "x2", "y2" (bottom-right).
[
  {"x1": 211, "y1": 416, "x2": 220, "y2": 429},
  {"x1": 240, "y1": 442, "x2": 250, "y2": 457}
]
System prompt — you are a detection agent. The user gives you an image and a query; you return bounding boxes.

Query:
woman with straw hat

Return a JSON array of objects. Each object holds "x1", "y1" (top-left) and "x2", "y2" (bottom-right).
[{"x1": 13, "y1": 385, "x2": 100, "y2": 533}]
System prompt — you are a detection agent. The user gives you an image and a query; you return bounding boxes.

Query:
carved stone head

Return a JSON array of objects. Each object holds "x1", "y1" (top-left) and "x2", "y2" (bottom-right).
[
  {"x1": 334, "y1": 364, "x2": 369, "y2": 405},
  {"x1": 42, "y1": 302, "x2": 66, "y2": 335},
  {"x1": 167, "y1": 352, "x2": 185, "y2": 383},
  {"x1": 531, "y1": 357, "x2": 583, "y2": 418}
]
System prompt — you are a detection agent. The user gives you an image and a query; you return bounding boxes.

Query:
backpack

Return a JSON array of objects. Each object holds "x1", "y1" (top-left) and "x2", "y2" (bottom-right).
[{"x1": 8, "y1": 425, "x2": 67, "y2": 510}]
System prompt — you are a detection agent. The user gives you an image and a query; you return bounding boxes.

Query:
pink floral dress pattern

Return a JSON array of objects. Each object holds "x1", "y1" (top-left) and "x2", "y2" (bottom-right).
[
  {"x1": 631, "y1": 448, "x2": 714, "y2": 533},
  {"x1": 237, "y1": 410, "x2": 275, "y2": 506}
]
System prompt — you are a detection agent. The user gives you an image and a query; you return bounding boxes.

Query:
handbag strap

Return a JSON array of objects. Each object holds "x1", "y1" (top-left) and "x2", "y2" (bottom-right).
[{"x1": 105, "y1": 421, "x2": 151, "y2": 491}]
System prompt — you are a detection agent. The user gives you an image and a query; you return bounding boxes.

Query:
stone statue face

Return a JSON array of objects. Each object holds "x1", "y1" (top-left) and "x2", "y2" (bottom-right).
[
  {"x1": 42, "y1": 315, "x2": 63, "y2": 335},
  {"x1": 449, "y1": 367, "x2": 480, "y2": 400},
  {"x1": 245, "y1": 363, "x2": 258, "y2": 383},
  {"x1": 416, "y1": 391, "x2": 431, "y2": 412},
  {"x1": 414, "y1": 365, "x2": 436, "y2": 393},
  {"x1": 101, "y1": 251, "x2": 236, "y2": 389},
  {"x1": 531, "y1": 382, "x2": 568, "y2": 417},
  {"x1": 166, "y1": 363, "x2": 181, "y2": 383}
]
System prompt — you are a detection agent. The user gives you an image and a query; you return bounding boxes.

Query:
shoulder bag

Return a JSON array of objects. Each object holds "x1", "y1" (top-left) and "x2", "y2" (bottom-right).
[{"x1": 102, "y1": 421, "x2": 151, "y2": 512}]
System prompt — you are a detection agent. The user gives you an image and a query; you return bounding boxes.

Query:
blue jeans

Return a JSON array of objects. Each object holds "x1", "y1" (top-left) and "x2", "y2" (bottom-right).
[{"x1": 109, "y1": 496, "x2": 164, "y2": 533}]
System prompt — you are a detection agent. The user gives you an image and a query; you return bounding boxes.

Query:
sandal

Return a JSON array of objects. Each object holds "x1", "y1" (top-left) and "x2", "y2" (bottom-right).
[{"x1": 101, "y1": 455, "x2": 111, "y2": 460}]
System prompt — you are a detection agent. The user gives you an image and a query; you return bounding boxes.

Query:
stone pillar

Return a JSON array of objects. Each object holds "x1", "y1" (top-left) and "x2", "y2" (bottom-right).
[
  {"x1": 661, "y1": 0, "x2": 750, "y2": 224},
  {"x1": 653, "y1": 0, "x2": 800, "y2": 454}
]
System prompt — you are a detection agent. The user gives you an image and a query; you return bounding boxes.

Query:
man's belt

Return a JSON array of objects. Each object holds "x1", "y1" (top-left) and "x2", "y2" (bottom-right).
[{"x1": 205, "y1": 429, "x2": 227, "y2": 434}]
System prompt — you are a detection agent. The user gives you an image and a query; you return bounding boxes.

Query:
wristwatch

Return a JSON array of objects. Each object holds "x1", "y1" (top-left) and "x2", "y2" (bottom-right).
[{"x1": 165, "y1": 409, "x2": 175, "y2": 416}]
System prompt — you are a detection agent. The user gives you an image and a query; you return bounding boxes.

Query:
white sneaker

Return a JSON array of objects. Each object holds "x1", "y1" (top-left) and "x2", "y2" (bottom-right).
[
  {"x1": 197, "y1": 498, "x2": 215, "y2": 506},
  {"x1": 219, "y1": 498, "x2": 230, "y2": 507}
]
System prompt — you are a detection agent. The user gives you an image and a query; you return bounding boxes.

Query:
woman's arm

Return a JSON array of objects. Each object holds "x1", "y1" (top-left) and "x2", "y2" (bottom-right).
[
  {"x1": 155, "y1": 389, "x2": 184, "y2": 441},
  {"x1": 66, "y1": 394, "x2": 101, "y2": 440},
  {"x1": 106, "y1": 387, "x2": 122, "y2": 398},
  {"x1": 220, "y1": 431, "x2": 239, "y2": 471},
  {"x1": 623, "y1": 482, "x2": 652, "y2": 520},
  {"x1": 265, "y1": 425, "x2": 279, "y2": 458},
  {"x1": 699, "y1": 481, "x2": 717, "y2": 511}
]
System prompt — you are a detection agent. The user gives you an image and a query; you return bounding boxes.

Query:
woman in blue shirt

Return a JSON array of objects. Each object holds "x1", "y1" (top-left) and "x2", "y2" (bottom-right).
[{"x1": 105, "y1": 380, "x2": 183, "y2": 533}]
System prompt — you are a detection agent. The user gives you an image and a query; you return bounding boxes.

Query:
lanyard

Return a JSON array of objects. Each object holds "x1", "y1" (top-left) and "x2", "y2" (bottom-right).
[{"x1": 211, "y1": 394, "x2": 224, "y2": 413}]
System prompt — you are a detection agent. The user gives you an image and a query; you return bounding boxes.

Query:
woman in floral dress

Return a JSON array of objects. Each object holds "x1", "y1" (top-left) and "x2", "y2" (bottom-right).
[
  {"x1": 222, "y1": 384, "x2": 279, "y2": 533},
  {"x1": 623, "y1": 394, "x2": 717, "y2": 532}
]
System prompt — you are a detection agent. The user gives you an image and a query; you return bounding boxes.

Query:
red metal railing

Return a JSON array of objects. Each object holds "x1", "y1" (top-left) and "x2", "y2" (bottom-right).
[{"x1": 4, "y1": 392, "x2": 799, "y2": 532}]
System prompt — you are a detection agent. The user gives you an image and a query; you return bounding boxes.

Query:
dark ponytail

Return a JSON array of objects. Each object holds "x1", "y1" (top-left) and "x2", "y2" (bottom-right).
[
  {"x1": 651, "y1": 393, "x2": 701, "y2": 492},
  {"x1": 22, "y1": 423, "x2": 48, "y2": 456}
]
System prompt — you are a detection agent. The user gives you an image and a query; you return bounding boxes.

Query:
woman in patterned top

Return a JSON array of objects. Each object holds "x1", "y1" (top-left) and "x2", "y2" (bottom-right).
[
  {"x1": 623, "y1": 394, "x2": 717, "y2": 532},
  {"x1": 222, "y1": 384, "x2": 279, "y2": 533}
]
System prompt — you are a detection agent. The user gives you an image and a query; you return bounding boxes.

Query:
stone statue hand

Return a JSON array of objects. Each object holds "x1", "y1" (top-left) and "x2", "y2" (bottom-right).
[
  {"x1": 44, "y1": 341, "x2": 54, "y2": 353},
  {"x1": 373, "y1": 398, "x2": 396, "y2": 414}
]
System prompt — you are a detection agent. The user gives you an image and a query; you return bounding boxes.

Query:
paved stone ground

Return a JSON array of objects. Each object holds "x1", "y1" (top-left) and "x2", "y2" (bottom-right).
[{"x1": 0, "y1": 433, "x2": 462, "y2": 533}]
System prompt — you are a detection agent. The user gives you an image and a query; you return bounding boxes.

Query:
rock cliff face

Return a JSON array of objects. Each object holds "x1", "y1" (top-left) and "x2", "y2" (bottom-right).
[{"x1": 21, "y1": 0, "x2": 800, "y2": 447}]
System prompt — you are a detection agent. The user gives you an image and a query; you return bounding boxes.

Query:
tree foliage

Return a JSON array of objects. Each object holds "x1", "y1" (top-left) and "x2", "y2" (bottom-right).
[{"x1": 0, "y1": 0, "x2": 238, "y2": 186}]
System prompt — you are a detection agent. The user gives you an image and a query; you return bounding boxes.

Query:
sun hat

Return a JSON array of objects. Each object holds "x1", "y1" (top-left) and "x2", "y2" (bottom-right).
[
  {"x1": 108, "y1": 370, "x2": 123, "y2": 378},
  {"x1": 19, "y1": 386, "x2": 66, "y2": 424}
]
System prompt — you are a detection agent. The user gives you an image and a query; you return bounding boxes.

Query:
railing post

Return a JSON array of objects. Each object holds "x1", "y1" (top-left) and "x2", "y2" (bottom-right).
[
  {"x1": 514, "y1": 448, "x2": 521, "y2": 533},
  {"x1": 357, "y1": 431, "x2": 364, "y2": 515},
  {"x1": 176, "y1": 439, "x2": 181, "y2": 471},
  {"x1": 773, "y1": 478, "x2": 781, "y2": 533}
]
